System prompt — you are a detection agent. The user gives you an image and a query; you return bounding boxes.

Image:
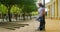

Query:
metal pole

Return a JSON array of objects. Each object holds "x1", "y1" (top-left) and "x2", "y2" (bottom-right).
[{"x1": 43, "y1": 0, "x2": 45, "y2": 7}]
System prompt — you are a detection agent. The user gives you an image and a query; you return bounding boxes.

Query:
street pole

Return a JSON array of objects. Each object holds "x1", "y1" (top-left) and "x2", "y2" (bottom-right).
[{"x1": 43, "y1": 0, "x2": 45, "y2": 7}]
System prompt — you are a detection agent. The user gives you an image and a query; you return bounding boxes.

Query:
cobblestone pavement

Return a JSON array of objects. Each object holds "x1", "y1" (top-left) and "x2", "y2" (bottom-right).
[{"x1": 0, "y1": 19, "x2": 60, "y2": 32}]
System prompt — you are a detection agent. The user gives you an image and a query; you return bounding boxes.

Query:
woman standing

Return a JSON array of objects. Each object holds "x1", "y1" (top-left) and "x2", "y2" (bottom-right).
[{"x1": 37, "y1": 3, "x2": 45, "y2": 31}]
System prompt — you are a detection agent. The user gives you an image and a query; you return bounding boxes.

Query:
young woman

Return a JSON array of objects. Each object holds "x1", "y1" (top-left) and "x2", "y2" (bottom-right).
[{"x1": 37, "y1": 3, "x2": 45, "y2": 31}]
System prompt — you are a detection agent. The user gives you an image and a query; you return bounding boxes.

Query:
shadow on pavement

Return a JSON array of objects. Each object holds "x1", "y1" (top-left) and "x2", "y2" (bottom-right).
[{"x1": 0, "y1": 22, "x2": 29, "y2": 30}]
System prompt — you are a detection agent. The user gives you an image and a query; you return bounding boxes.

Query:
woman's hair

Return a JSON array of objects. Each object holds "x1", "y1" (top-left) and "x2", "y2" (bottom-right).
[{"x1": 38, "y1": 3, "x2": 44, "y2": 7}]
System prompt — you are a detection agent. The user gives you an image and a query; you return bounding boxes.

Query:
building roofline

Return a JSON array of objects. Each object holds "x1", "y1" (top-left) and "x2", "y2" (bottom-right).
[{"x1": 45, "y1": 0, "x2": 55, "y2": 7}]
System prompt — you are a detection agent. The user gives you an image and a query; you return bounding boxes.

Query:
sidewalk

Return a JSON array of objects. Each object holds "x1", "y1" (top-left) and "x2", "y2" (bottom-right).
[{"x1": 0, "y1": 19, "x2": 60, "y2": 32}]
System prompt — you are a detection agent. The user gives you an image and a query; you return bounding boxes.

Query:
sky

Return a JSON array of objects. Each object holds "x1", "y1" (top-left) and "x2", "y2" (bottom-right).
[
  {"x1": 42, "y1": 0, "x2": 50, "y2": 4},
  {"x1": 36, "y1": 0, "x2": 50, "y2": 8},
  {"x1": 45, "y1": 0, "x2": 50, "y2": 3},
  {"x1": 41, "y1": 0, "x2": 50, "y2": 12},
  {"x1": 45, "y1": 0, "x2": 50, "y2": 11}
]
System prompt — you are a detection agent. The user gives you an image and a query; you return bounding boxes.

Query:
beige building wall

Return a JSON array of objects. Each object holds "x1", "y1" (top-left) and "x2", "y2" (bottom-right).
[
  {"x1": 46, "y1": 0, "x2": 60, "y2": 20},
  {"x1": 54, "y1": 0, "x2": 58, "y2": 19},
  {"x1": 51, "y1": 3, "x2": 55, "y2": 18},
  {"x1": 45, "y1": 0, "x2": 60, "y2": 20},
  {"x1": 46, "y1": 6, "x2": 49, "y2": 18},
  {"x1": 58, "y1": 0, "x2": 60, "y2": 19},
  {"x1": 50, "y1": 5, "x2": 52, "y2": 18}
]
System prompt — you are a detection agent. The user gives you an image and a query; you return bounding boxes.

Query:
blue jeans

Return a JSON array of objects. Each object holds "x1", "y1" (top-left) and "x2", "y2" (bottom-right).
[{"x1": 38, "y1": 16, "x2": 45, "y2": 30}]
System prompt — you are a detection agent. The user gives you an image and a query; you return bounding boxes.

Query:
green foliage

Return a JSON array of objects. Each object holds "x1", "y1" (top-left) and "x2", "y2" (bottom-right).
[
  {"x1": 0, "y1": 0, "x2": 37, "y2": 14},
  {"x1": 0, "y1": 4, "x2": 7, "y2": 14},
  {"x1": 17, "y1": 0, "x2": 37, "y2": 13},
  {"x1": 22, "y1": 5, "x2": 36, "y2": 13},
  {"x1": 0, "y1": 0, "x2": 22, "y2": 7},
  {"x1": 0, "y1": 0, "x2": 37, "y2": 21},
  {"x1": 32, "y1": 11, "x2": 38, "y2": 16},
  {"x1": 11, "y1": 5, "x2": 22, "y2": 14}
]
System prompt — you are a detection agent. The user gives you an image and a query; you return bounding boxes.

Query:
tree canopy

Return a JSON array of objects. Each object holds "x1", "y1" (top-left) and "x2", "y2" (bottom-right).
[
  {"x1": 0, "y1": 4, "x2": 7, "y2": 14},
  {"x1": 0, "y1": 0, "x2": 37, "y2": 21}
]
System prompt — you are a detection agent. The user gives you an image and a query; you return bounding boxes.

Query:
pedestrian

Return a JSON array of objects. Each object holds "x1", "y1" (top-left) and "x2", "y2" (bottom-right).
[{"x1": 37, "y1": 3, "x2": 45, "y2": 31}]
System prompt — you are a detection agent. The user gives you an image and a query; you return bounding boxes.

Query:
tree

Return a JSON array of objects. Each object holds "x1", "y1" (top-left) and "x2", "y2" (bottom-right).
[
  {"x1": 0, "y1": 4, "x2": 7, "y2": 14},
  {"x1": 17, "y1": 0, "x2": 37, "y2": 20},
  {"x1": 0, "y1": 0, "x2": 24, "y2": 22},
  {"x1": 0, "y1": 4, "x2": 8, "y2": 21},
  {"x1": 0, "y1": 0, "x2": 37, "y2": 21}
]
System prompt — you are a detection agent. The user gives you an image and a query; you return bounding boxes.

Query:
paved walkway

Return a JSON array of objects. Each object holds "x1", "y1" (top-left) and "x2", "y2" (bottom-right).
[{"x1": 0, "y1": 19, "x2": 60, "y2": 32}]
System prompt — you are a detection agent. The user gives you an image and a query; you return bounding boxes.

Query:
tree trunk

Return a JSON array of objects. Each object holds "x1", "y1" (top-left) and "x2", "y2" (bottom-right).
[
  {"x1": 8, "y1": 6, "x2": 11, "y2": 22},
  {"x1": 19, "y1": 14, "x2": 20, "y2": 20},
  {"x1": 2, "y1": 14, "x2": 4, "y2": 21},
  {"x1": 29, "y1": 14, "x2": 32, "y2": 20},
  {"x1": 22, "y1": 13, "x2": 25, "y2": 20},
  {"x1": 27, "y1": 15, "x2": 28, "y2": 20}
]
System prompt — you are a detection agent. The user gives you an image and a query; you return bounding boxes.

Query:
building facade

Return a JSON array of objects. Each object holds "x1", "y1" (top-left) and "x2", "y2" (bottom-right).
[{"x1": 46, "y1": 0, "x2": 60, "y2": 20}]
